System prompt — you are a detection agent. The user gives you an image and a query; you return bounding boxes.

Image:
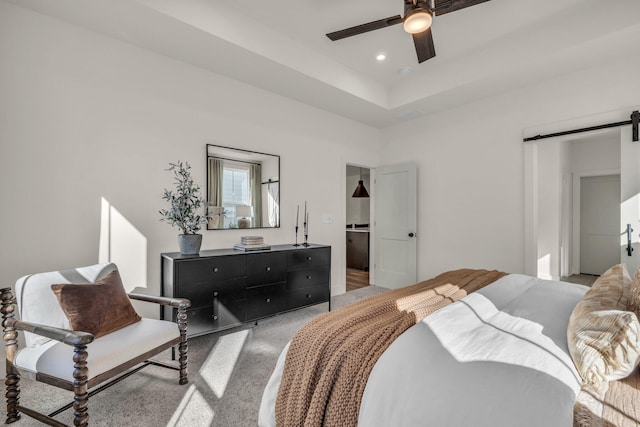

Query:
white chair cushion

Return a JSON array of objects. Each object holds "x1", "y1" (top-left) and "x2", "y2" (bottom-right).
[
  {"x1": 14, "y1": 318, "x2": 180, "y2": 383},
  {"x1": 15, "y1": 263, "x2": 117, "y2": 347}
]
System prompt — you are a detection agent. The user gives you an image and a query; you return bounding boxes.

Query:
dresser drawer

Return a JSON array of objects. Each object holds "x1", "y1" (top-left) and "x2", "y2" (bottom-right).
[
  {"x1": 286, "y1": 266, "x2": 330, "y2": 290},
  {"x1": 213, "y1": 294, "x2": 247, "y2": 327},
  {"x1": 176, "y1": 255, "x2": 246, "y2": 285},
  {"x1": 286, "y1": 286, "x2": 329, "y2": 310},
  {"x1": 177, "y1": 277, "x2": 246, "y2": 309},
  {"x1": 247, "y1": 252, "x2": 287, "y2": 287},
  {"x1": 287, "y1": 248, "x2": 330, "y2": 271},
  {"x1": 183, "y1": 300, "x2": 246, "y2": 336},
  {"x1": 246, "y1": 283, "x2": 286, "y2": 321}
]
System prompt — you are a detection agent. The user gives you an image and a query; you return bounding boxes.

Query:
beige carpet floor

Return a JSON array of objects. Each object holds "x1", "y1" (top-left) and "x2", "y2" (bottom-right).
[{"x1": 9, "y1": 285, "x2": 386, "y2": 426}]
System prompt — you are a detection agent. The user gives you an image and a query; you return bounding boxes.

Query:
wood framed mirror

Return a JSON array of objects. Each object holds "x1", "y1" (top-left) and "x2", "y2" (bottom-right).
[{"x1": 206, "y1": 144, "x2": 280, "y2": 230}]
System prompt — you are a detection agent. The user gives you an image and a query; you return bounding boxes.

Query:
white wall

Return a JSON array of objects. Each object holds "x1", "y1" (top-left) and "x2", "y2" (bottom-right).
[
  {"x1": 3, "y1": 2, "x2": 640, "y2": 306},
  {"x1": 0, "y1": 2, "x2": 381, "y2": 310},
  {"x1": 380, "y1": 52, "x2": 640, "y2": 282},
  {"x1": 570, "y1": 136, "x2": 620, "y2": 173}
]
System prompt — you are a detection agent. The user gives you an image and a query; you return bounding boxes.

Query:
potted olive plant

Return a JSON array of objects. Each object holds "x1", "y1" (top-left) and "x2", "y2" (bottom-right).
[{"x1": 159, "y1": 161, "x2": 210, "y2": 255}]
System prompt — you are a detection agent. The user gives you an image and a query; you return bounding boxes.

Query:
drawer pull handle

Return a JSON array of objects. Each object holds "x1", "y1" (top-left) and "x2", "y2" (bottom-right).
[
  {"x1": 266, "y1": 298, "x2": 271, "y2": 303},
  {"x1": 213, "y1": 267, "x2": 219, "y2": 273},
  {"x1": 213, "y1": 291, "x2": 218, "y2": 297},
  {"x1": 307, "y1": 256, "x2": 312, "y2": 261},
  {"x1": 266, "y1": 266, "x2": 271, "y2": 272},
  {"x1": 213, "y1": 315, "x2": 218, "y2": 320},
  {"x1": 306, "y1": 275, "x2": 312, "y2": 280},
  {"x1": 306, "y1": 294, "x2": 311, "y2": 299}
]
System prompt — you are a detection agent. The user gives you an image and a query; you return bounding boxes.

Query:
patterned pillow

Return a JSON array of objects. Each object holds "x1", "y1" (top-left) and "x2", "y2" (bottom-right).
[
  {"x1": 567, "y1": 264, "x2": 640, "y2": 390},
  {"x1": 628, "y1": 267, "x2": 640, "y2": 316}
]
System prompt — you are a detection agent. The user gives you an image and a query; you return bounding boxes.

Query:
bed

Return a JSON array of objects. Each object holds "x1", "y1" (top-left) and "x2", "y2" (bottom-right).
[{"x1": 258, "y1": 266, "x2": 640, "y2": 427}]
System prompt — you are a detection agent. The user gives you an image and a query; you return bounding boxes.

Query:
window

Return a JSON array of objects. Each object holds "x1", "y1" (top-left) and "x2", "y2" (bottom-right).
[{"x1": 222, "y1": 162, "x2": 250, "y2": 224}]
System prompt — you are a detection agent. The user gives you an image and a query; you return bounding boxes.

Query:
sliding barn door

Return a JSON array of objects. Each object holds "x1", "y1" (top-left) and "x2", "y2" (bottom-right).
[
  {"x1": 620, "y1": 126, "x2": 640, "y2": 273},
  {"x1": 374, "y1": 163, "x2": 417, "y2": 289}
]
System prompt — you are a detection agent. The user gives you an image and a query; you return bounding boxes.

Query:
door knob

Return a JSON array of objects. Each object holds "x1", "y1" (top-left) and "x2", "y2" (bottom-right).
[{"x1": 408, "y1": 232, "x2": 415, "y2": 237}]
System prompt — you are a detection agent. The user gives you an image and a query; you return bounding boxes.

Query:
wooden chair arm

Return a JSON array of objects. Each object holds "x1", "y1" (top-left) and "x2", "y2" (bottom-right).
[
  {"x1": 5, "y1": 318, "x2": 94, "y2": 346},
  {"x1": 128, "y1": 293, "x2": 191, "y2": 309}
]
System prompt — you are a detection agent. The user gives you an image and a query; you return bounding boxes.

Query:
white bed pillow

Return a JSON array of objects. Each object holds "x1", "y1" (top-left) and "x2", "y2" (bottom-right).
[
  {"x1": 567, "y1": 264, "x2": 640, "y2": 390},
  {"x1": 628, "y1": 266, "x2": 640, "y2": 317}
]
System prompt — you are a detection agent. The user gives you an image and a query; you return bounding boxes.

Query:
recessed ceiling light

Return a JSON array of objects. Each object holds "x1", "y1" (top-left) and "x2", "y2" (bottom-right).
[
  {"x1": 376, "y1": 53, "x2": 386, "y2": 61},
  {"x1": 399, "y1": 66, "x2": 412, "y2": 75}
]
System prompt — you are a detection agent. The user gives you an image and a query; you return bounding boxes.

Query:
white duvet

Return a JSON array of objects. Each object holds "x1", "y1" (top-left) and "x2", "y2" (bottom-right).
[{"x1": 259, "y1": 274, "x2": 588, "y2": 427}]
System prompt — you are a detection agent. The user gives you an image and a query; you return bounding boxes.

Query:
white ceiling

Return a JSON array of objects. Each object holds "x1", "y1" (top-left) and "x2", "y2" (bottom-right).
[{"x1": 9, "y1": 0, "x2": 640, "y2": 127}]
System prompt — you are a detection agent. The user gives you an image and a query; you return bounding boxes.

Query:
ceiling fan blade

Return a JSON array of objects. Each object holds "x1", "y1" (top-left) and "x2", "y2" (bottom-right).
[
  {"x1": 433, "y1": 0, "x2": 491, "y2": 16},
  {"x1": 326, "y1": 15, "x2": 403, "y2": 41},
  {"x1": 412, "y1": 27, "x2": 436, "y2": 63}
]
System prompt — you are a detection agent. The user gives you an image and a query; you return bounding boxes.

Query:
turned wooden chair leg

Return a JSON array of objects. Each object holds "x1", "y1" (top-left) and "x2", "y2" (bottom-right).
[
  {"x1": 1, "y1": 288, "x2": 20, "y2": 424},
  {"x1": 4, "y1": 368, "x2": 20, "y2": 424},
  {"x1": 73, "y1": 345, "x2": 89, "y2": 427},
  {"x1": 177, "y1": 305, "x2": 188, "y2": 385}
]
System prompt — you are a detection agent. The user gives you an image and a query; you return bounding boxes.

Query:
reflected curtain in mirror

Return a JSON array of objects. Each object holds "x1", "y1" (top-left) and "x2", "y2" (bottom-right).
[
  {"x1": 266, "y1": 180, "x2": 280, "y2": 227},
  {"x1": 250, "y1": 163, "x2": 262, "y2": 228},
  {"x1": 207, "y1": 157, "x2": 224, "y2": 229}
]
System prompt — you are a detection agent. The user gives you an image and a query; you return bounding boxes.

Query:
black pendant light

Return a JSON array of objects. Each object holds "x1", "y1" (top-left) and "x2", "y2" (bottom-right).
[{"x1": 352, "y1": 168, "x2": 369, "y2": 198}]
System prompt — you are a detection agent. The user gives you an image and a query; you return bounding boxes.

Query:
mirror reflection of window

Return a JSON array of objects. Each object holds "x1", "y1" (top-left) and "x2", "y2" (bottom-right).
[
  {"x1": 221, "y1": 161, "x2": 262, "y2": 228},
  {"x1": 223, "y1": 162, "x2": 250, "y2": 205},
  {"x1": 206, "y1": 144, "x2": 279, "y2": 230}
]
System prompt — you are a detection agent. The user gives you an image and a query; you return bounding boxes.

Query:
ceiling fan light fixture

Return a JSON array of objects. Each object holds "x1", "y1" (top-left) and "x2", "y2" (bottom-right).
[{"x1": 403, "y1": 8, "x2": 433, "y2": 34}]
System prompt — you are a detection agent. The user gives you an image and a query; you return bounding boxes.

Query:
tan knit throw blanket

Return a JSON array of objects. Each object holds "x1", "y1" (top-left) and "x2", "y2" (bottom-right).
[{"x1": 275, "y1": 268, "x2": 508, "y2": 427}]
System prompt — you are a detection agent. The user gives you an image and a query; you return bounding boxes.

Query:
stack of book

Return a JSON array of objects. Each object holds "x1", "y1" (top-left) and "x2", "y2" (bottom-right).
[
  {"x1": 234, "y1": 236, "x2": 271, "y2": 251},
  {"x1": 241, "y1": 236, "x2": 264, "y2": 245}
]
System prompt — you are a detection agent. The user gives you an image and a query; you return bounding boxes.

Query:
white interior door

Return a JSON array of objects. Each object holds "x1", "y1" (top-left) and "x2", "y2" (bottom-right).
[
  {"x1": 373, "y1": 163, "x2": 417, "y2": 289},
  {"x1": 580, "y1": 175, "x2": 620, "y2": 275},
  {"x1": 620, "y1": 126, "x2": 640, "y2": 273}
]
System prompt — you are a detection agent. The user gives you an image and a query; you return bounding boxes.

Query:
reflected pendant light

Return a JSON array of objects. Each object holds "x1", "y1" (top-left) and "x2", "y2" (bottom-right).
[{"x1": 352, "y1": 168, "x2": 369, "y2": 198}]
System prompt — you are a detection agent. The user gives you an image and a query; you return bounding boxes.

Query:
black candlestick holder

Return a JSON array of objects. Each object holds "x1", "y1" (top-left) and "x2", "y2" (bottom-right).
[
  {"x1": 293, "y1": 226, "x2": 300, "y2": 246},
  {"x1": 303, "y1": 232, "x2": 309, "y2": 247}
]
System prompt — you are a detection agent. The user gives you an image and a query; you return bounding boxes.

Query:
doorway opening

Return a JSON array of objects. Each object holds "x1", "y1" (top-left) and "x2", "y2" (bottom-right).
[
  {"x1": 561, "y1": 173, "x2": 619, "y2": 287},
  {"x1": 527, "y1": 124, "x2": 627, "y2": 285},
  {"x1": 346, "y1": 164, "x2": 371, "y2": 292}
]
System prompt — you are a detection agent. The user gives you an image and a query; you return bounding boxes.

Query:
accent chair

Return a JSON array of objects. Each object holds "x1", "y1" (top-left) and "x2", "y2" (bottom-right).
[{"x1": 0, "y1": 263, "x2": 190, "y2": 426}]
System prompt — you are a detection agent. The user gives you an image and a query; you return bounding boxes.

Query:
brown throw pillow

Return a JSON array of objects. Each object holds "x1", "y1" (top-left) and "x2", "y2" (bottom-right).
[{"x1": 51, "y1": 269, "x2": 141, "y2": 338}]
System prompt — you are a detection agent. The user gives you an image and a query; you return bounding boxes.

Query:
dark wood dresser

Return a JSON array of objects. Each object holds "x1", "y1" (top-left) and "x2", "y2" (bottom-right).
[{"x1": 161, "y1": 244, "x2": 331, "y2": 337}]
